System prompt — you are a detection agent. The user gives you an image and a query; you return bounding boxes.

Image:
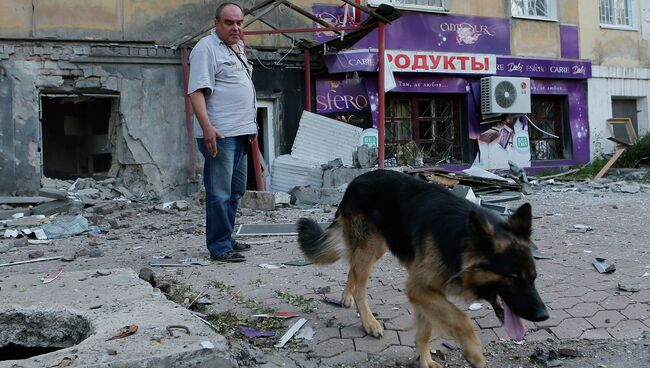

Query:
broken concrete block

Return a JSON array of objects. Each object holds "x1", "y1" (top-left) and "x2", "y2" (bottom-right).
[
  {"x1": 319, "y1": 188, "x2": 344, "y2": 205},
  {"x1": 274, "y1": 192, "x2": 291, "y2": 206},
  {"x1": 94, "y1": 202, "x2": 119, "y2": 215},
  {"x1": 357, "y1": 145, "x2": 378, "y2": 169},
  {"x1": 241, "y1": 191, "x2": 275, "y2": 211},
  {"x1": 31, "y1": 201, "x2": 73, "y2": 217},
  {"x1": 0, "y1": 207, "x2": 32, "y2": 221},
  {"x1": 321, "y1": 158, "x2": 343, "y2": 170},
  {"x1": 28, "y1": 250, "x2": 44, "y2": 259},
  {"x1": 38, "y1": 188, "x2": 69, "y2": 200},
  {"x1": 172, "y1": 200, "x2": 190, "y2": 211}
]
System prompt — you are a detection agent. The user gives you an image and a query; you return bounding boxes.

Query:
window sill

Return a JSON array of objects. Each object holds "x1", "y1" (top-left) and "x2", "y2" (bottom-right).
[
  {"x1": 599, "y1": 24, "x2": 638, "y2": 32},
  {"x1": 511, "y1": 15, "x2": 558, "y2": 22}
]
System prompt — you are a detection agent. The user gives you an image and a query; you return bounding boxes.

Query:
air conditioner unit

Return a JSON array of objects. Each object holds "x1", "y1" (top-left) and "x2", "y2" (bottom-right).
[{"x1": 481, "y1": 76, "x2": 531, "y2": 115}]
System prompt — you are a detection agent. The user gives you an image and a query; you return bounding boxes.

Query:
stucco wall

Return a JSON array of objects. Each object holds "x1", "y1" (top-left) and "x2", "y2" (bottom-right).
[
  {"x1": 579, "y1": 0, "x2": 650, "y2": 67},
  {"x1": 588, "y1": 66, "x2": 650, "y2": 159}
]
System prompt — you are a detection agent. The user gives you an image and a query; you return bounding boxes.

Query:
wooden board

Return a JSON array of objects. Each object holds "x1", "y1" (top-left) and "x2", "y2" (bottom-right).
[{"x1": 595, "y1": 148, "x2": 626, "y2": 179}]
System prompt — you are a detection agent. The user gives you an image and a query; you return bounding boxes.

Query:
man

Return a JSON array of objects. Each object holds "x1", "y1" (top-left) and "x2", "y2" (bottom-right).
[{"x1": 188, "y1": 2, "x2": 256, "y2": 262}]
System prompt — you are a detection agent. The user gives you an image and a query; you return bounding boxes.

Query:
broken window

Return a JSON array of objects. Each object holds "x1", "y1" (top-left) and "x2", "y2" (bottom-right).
[
  {"x1": 528, "y1": 95, "x2": 571, "y2": 161},
  {"x1": 386, "y1": 94, "x2": 463, "y2": 164},
  {"x1": 40, "y1": 95, "x2": 118, "y2": 179}
]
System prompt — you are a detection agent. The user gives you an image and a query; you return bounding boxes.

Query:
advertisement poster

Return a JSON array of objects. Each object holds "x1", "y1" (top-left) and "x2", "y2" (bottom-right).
[
  {"x1": 315, "y1": 76, "x2": 374, "y2": 129},
  {"x1": 473, "y1": 115, "x2": 531, "y2": 170}
]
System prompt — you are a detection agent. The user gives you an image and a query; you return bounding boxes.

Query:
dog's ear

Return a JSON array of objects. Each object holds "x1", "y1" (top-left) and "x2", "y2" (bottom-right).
[
  {"x1": 508, "y1": 203, "x2": 532, "y2": 239},
  {"x1": 468, "y1": 210, "x2": 495, "y2": 241}
]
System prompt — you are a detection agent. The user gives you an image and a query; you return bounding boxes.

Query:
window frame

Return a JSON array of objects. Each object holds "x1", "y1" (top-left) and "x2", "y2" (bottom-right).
[
  {"x1": 510, "y1": 0, "x2": 558, "y2": 22},
  {"x1": 599, "y1": 0, "x2": 638, "y2": 30},
  {"x1": 367, "y1": 0, "x2": 449, "y2": 14}
]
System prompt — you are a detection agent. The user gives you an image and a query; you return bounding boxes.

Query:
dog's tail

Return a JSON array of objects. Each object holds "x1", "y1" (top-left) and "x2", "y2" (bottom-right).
[{"x1": 297, "y1": 218, "x2": 343, "y2": 264}]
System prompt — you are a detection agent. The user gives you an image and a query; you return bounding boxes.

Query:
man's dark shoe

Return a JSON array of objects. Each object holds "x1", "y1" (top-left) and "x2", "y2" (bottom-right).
[
  {"x1": 233, "y1": 241, "x2": 251, "y2": 252},
  {"x1": 211, "y1": 251, "x2": 245, "y2": 263}
]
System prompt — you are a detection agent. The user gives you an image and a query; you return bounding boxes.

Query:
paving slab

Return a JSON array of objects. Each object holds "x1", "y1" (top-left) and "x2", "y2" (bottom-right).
[{"x1": 0, "y1": 268, "x2": 235, "y2": 368}]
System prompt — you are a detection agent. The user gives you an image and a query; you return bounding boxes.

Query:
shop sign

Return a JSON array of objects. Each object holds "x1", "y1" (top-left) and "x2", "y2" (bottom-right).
[
  {"x1": 496, "y1": 57, "x2": 591, "y2": 79},
  {"x1": 386, "y1": 50, "x2": 496, "y2": 74}
]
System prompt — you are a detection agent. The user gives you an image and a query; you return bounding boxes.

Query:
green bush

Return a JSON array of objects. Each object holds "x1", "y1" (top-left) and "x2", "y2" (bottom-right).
[{"x1": 616, "y1": 134, "x2": 650, "y2": 168}]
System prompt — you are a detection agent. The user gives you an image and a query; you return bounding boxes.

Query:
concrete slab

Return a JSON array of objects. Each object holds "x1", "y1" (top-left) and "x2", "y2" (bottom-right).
[{"x1": 0, "y1": 268, "x2": 236, "y2": 368}]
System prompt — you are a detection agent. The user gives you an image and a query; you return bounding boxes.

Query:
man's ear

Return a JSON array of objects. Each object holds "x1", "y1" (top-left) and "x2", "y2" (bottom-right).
[{"x1": 508, "y1": 203, "x2": 532, "y2": 239}]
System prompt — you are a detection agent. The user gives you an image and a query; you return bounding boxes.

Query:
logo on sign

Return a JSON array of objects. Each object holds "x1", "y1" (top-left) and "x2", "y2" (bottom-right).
[
  {"x1": 507, "y1": 62, "x2": 523, "y2": 73},
  {"x1": 440, "y1": 22, "x2": 495, "y2": 45},
  {"x1": 572, "y1": 65, "x2": 586, "y2": 75}
]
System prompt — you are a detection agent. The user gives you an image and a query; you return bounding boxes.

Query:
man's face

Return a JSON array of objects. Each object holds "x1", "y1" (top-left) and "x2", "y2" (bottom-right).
[{"x1": 215, "y1": 5, "x2": 244, "y2": 45}]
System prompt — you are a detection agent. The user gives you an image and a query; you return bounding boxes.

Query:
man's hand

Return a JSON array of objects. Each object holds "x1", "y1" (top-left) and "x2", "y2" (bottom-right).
[
  {"x1": 248, "y1": 134, "x2": 257, "y2": 145},
  {"x1": 203, "y1": 125, "x2": 224, "y2": 157}
]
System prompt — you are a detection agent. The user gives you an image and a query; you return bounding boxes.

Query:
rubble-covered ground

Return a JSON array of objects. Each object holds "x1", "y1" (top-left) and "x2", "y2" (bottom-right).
[{"x1": 1, "y1": 173, "x2": 649, "y2": 368}]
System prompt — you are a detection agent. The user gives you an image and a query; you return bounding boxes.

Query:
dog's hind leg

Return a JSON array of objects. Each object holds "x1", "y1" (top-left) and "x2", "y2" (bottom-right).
[
  {"x1": 413, "y1": 312, "x2": 442, "y2": 368},
  {"x1": 348, "y1": 244, "x2": 385, "y2": 338},
  {"x1": 407, "y1": 285, "x2": 485, "y2": 368}
]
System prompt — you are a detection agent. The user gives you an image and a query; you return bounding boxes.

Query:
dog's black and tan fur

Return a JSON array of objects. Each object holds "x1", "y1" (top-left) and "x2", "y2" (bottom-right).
[{"x1": 297, "y1": 170, "x2": 548, "y2": 368}]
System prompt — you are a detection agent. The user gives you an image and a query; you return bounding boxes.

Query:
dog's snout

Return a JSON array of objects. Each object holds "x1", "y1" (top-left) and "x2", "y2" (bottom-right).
[{"x1": 532, "y1": 307, "x2": 549, "y2": 322}]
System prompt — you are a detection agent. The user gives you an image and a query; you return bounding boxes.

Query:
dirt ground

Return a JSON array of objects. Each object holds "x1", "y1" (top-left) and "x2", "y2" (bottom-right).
[{"x1": 1, "y1": 174, "x2": 649, "y2": 367}]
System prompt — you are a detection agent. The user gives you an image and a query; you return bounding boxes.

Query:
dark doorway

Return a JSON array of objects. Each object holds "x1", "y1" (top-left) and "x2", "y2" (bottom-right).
[
  {"x1": 40, "y1": 95, "x2": 118, "y2": 180},
  {"x1": 529, "y1": 95, "x2": 571, "y2": 161}
]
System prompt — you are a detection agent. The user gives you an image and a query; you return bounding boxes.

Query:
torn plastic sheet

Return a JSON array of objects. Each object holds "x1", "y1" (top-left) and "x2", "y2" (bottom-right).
[
  {"x1": 35, "y1": 215, "x2": 100, "y2": 239},
  {"x1": 592, "y1": 257, "x2": 616, "y2": 273},
  {"x1": 240, "y1": 326, "x2": 276, "y2": 338}
]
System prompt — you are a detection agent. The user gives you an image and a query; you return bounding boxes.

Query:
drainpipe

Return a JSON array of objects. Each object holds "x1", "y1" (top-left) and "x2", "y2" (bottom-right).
[
  {"x1": 378, "y1": 22, "x2": 385, "y2": 168},
  {"x1": 181, "y1": 47, "x2": 196, "y2": 180},
  {"x1": 304, "y1": 49, "x2": 311, "y2": 112}
]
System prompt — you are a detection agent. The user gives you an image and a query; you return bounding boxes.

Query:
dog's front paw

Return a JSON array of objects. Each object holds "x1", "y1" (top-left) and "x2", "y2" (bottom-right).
[
  {"x1": 419, "y1": 355, "x2": 442, "y2": 368},
  {"x1": 464, "y1": 349, "x2": 486, "y2": 368},
  {"x1": 341, "y1": 291, "x2": 354, "y2": 308},
  {"x1": 362, "y1": 318, "x2": 384, "y2": 338}
]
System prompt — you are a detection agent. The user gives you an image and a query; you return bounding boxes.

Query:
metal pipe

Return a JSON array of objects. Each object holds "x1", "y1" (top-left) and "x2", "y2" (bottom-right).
[
  {"x1": 244, "y1": 26, "x2": 359, "y2": 35},
  {"x1": 304, "y1": 49, "x2": 311, "y2": 112},
  {"x1": 378, "y1": 22, "x2": 385, "y2": 168},
  {"x1": 251, "y1": 136, "x2": 265, "y2": 191},
  {"x1": 181, "y1": 47, "x2": 196, "y2": 180}
]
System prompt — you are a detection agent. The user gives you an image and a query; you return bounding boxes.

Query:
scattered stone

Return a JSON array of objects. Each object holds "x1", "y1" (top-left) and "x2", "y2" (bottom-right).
[
  {"x1": 88, "y1": 249, "x2": 103, "y2": 258},
  {"x1": 38, "y1": 187, "x2": 68, "y2": 200},
  {"x1": 61, "y1": 252, "x2": 77, "y2": 262},
  {"x1": 241, "y1": 191, "x2": 275, "y2": 211},
  {"x1": 138, "y1": 267, "x2": 156, "y2": 284},
  {"x1": 157, "y1": 281, "x2": 172, "y2": 294},
  {"x1": 321, "y1": 158, "x2": 343, "y2": 170},
  {"x1": 619, "y1": 184, "x2": 641, "y2": 194},
  {"x1": 94, "y1": 202, "x2": 118, "y2": 215},
  {"x1": 172, "y1": 200, "x2": 190, "y2": 211},
  {"x1": 558, "y1": 347, "x2": 580, "y2": 357},
  {"x1": 28, "y1": 250, "x2": 44, "y2": 259},
  {"x1": 13, "y1": 237, "x2": 29, "y2": 248},
  {"x1": 0, "y1": 244, "x2": 11, "y2": 253},
  {"x1": 617, "y1": 282, "x2": 640, "y2": 292},
  {"x1": 356, "y1": 145, "x2": 378, "y2": 169},
  {"x1": 75, "y1": 248, "x2": 90, "y2": 257}
]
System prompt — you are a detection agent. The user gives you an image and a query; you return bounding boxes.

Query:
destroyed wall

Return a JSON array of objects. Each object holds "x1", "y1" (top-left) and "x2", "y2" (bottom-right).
[{"x1": 0, "y1": 43, "x2": 193, "y2": 199}]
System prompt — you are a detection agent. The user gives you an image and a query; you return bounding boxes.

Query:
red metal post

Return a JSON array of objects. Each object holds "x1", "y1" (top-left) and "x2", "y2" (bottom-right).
[
  {"x1": 250, "y1": 136, "x2": 265, "y2": 191},
  {"x1": 378, "y1": 22, "x2": 385, "y2": 168},
  {"x1": 244, "y1": 26, "x2": 359, "y2": 35},
  {"x1": 304, "y1": 49, "x2": 312, "y2": 112},
  {"x1": 181, "y1": 47, "x2": 196, "y2": 180}
]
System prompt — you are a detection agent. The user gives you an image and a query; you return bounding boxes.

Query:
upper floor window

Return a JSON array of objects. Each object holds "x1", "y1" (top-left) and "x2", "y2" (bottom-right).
[
  {"x1": 367, "y1": 0, "x2": 448, "y2": 13},
  {"x1": 600, "y1": 0, "x2": 637, "y2": 29},
  {"x1": 511, "y1": 0, "x2": 558, "y2": 20}
]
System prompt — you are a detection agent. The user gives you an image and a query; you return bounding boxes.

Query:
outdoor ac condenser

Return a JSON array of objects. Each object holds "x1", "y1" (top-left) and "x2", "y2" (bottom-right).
[{"x1": 480, "y1": 76, "x2": 531, "y2": 115}]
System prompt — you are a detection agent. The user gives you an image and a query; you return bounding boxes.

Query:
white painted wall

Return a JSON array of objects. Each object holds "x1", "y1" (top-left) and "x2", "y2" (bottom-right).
[{"x1": 588, "y1": 65, "x2": 650, "y2": 159}]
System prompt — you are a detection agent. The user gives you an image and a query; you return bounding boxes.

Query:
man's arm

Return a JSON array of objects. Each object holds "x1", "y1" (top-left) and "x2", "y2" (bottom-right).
[{"x1": 189, "y1": 89, "x2": 223, "y2": 157}]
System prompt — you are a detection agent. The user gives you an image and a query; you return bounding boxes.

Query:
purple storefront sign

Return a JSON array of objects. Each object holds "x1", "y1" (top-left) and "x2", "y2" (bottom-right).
[
  {"x1": 312, "y1": 4, "x2": 365, "y2": 43},
  {"x1": 323, "y1": 51, "x2": 378, "y2": 73},
  {"x1": 496, "y1": 57, "x2": 591, "y2": 79},
  {"x1": 530, "y1": 79, "x2": 589, "y2": 164},
  {"x1": 324, "y1": 50, "x2": 591, "y2": 80},
  {"x1": 353, "y1": 13, "x2": 510, "y2": 54},
  {"x1": 560, "y1": 25, "x2": 580, "y2": 59},
  {"x1": 315, "y1": 77, "x2": 369, "y2": 114}
]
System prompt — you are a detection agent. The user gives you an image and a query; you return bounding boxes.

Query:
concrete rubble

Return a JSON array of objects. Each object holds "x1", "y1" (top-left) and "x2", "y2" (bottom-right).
[{"x1": 0, "y1": 168, "x2": 649, "y2": 367}]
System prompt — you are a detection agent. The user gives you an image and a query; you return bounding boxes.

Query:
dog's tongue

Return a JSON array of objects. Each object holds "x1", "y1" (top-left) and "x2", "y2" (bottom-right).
[{"x1": 503, "y1": 303, "x2": 525, "y2": 340}]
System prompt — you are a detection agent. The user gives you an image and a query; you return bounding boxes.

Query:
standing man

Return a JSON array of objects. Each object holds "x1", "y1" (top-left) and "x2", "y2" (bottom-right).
[{"x1": 188, "y1": 2, "x2": 256, "y2": 262}]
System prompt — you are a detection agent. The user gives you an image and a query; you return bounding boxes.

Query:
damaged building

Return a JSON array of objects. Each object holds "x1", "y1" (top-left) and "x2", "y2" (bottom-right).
[
  {"x1": 0, "y1": 0, "x2": 307, "y2": 199},
  {"x1": 1, "y1": 0, "x2": 649, "y2": 198}
]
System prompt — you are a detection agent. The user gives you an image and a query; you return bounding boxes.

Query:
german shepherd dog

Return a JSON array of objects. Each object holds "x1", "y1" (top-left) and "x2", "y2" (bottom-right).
[{"x1": 297, "y1": 170, "x2": 548, "y2": 368}]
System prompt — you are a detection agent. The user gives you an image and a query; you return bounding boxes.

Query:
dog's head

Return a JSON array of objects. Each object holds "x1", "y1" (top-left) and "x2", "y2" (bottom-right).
[{"x1": 462, "y1": 203, "x2": 549, "y2": 340}]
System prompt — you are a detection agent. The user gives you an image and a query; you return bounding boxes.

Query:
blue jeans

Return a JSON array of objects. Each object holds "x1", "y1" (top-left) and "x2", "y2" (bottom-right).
[{"x1": 197, "y1": 136, "x2": 248, "y2": 257}]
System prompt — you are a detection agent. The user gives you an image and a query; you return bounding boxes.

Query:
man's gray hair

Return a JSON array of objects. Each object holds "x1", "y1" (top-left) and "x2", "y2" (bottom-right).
[{"x1": 215, "y1": 2, "x2": 243, "y2": 20}]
